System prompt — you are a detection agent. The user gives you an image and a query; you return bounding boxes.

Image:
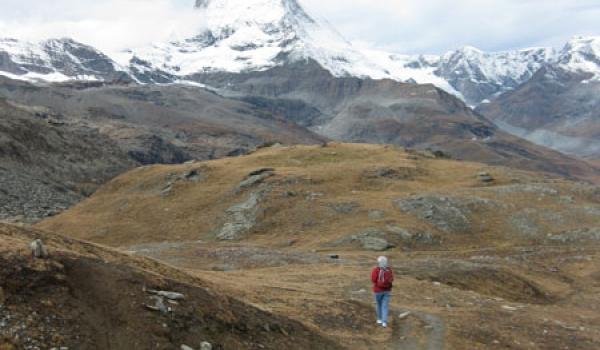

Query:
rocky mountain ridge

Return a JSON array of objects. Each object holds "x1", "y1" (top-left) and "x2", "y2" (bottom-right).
[{"x1": 1, "y1": 1, "x2": 598, "y2": 108}]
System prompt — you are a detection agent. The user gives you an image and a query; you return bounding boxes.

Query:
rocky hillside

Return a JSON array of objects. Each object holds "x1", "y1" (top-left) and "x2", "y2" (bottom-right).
[
  {"x1": 0, "y1": 223, "x2": 343, "y2": 350},
  {"x1": 0, "y1": 75, "x2": 324, "y2": 222},
  {"x1": 0, "y1": 97, "x2": 135, "y2": 222},
  {"x1": 35, "y1": 144, "x2": 600, "y2": 349},
  {"x1": 39, "y1": 143, "x2": 600, "y2": 249}
]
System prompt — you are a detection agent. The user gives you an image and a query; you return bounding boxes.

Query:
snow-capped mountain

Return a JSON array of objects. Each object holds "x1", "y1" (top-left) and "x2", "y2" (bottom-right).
[
  {"x1": 428, "y1": 46, "x2": 557, "y2": 105},
  {"x1": 556, "y1": 36, "x2": 600, "y2": 82},
  {"x1": 428, "y1": 36, "x2": 600, "y2": 105},
  {"x1": 478, "y1": 37, "x2": 600, "y2": 159},
  {"x1": 0, "y1": 0, "x2": 599, "y2": 109},
  {"x1": 120, "y1": 0, "x2": 457, "y2": 94},
  {"x1": 0, "y1": 38, "x2": 130, "y2": 83}
]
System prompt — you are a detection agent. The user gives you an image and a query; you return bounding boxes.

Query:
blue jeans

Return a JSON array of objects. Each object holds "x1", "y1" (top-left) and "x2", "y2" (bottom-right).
[{"x1": 375, "y1": 292, "x2": 391, "y2": 323}]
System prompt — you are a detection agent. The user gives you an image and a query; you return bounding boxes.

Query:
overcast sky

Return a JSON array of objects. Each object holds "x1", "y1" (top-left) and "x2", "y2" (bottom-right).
[{"x1": 0, "y1": 0, "x2": 598, "y2": 55}]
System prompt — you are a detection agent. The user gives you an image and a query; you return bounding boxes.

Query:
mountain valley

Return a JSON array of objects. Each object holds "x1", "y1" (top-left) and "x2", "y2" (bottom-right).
[{"x1": 1, "y1": 1, "x2": 600, "y2": 349}]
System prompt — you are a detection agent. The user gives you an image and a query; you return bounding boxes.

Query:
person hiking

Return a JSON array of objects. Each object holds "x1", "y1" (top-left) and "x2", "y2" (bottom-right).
[{"x1": 371, "y1": 256, "x2": 393, "y2": 328}]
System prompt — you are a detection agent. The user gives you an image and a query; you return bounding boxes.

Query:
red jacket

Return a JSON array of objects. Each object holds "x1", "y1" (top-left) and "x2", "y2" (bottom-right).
[{"x1": 371, "y1": 267, "x2": 394, "y2": 293}]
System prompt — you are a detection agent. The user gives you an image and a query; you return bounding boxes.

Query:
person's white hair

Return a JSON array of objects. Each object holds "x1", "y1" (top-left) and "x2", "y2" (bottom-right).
[{"x1": 377, "y1": 256, "x2": 388, "y2": 268}]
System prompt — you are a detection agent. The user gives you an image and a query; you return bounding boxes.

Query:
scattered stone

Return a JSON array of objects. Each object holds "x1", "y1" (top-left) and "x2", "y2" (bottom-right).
[
  {"x1": 147, "y1": 290, "x2": 185, "y2": 300},
  {"x1": 181, "y1": 345, "x2": 194, "y2": 350},
  {"x1": 161, "y1": 167, "x2": 206, "y2": 195},
  {"x1": 394, "y1": 195, "x2": 472, "y2": 233},
  {"x1": 478, "y1": 172, "x2": 494, "y2": 183},
  {"x1": 236, "y1": 169, "x2": 274, "y2": 192},
  {"x1": 546, "y1": 228, "x2": 600, "y2": 243},
  {"x1": 283, "y1": 190, "x2": 297, "y2": 197},
  {"x1": 361, "y1": 236, "x2": 393, "y2": 251},
  {"x1": 200, "y1": 342, "x2": 212, "y2": 350},
  {"x1": 501, "y1": 305, "x2": 518, "y2": 311},
  {"x1": 305, "y1": 192, "x2": 324, "y2": 201},
  {"x1": 364, "y1": 166, "x2": 422, "y2": 180},
  {"x1": 386, "y1": 225, "x2": 412, "y2": 240},
  {"x1": 248, "y1": 168, "x2": 275, "y2": 177},
  {"x1": 331, "y1": 228, "x2": 394, "y2": 251},
  {"x1": 30, "y1": 239, "x2": 49, "y2": 259},
  {"x1": 488, "y1": 184, "x2": 559, "y2": 196},
  {"x1": 559, "y1": 196, "x2": 575, "y2": 204},
  {"x1": 398, "y1": 311, "x2": 411, "y2": 319},
  {"x1": 368, "y1": 210, "x2": 385, "y2": 220},
  {"x1": 182, "y1": 169, "x2": 203, "y2": 182},
  {"x1": 144, "y1": 295, "x2": 169, "y2": 314},
  {"x1": 328, "y1": 202, "x2": 360, "y2": 214}
]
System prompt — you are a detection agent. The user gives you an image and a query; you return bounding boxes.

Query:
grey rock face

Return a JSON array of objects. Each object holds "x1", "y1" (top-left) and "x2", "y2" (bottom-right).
[
  {"x1": 334, "y1": 228, "x2": 394, "y2": 251},
  {"x1": 361, "y1": 236, "x2": 393, "y2": 251},
  {"x1": 385, "y1": 225, "x2": 412, "y2": 240},
  {"x1": 368, "y1": 210, "x2": 385, "y2": 220},
  {"x1": 162, "y1": 168, "x2": 207, "y2": 196},
  {"x1": 394, "y1": 195, "x2": 472, "y2": 233},
  {"x1": 216, "y1": 190, "x2": 267, "y2": 240},
  {"x1": 236, "y1": 169, "x2": 274, "y2": 192}
]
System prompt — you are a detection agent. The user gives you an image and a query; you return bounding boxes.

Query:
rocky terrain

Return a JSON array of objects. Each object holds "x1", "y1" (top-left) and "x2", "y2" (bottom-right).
[
  {"x1": 0, "y1": 223, "x2": 344, "y2": 350},
  {"x1": 3, "y1": 65, "x2": 598, "y2": 223},
  {"x1": 0, "y1": 75, "x2": 324, "y2": 222},
  {"x1": 34, "y1": 143, "x2": 600, "y2": 349},
  {"x1": 0, "y1": 97, "x2": 135, "y2": 223},
  {"x1": 194, "y1": 60, "x2": 600, "y2": 180}
]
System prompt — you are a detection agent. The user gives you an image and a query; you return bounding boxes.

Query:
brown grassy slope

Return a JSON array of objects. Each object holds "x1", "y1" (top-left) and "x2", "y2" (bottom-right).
[
  {"x1": 38, "y1": 143, "x2": 600, "y2": 251},
  {"x1": 0, "y1": 223, "x2": 343, "y2": 350},
  {"x1": 33, "y1": 144, "x2": 600, "y2": 350}
]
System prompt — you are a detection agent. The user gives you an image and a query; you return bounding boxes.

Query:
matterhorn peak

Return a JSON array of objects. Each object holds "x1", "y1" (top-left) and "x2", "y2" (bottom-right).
[
  {"x1": 128, "y1": 0, "x2": 379, "y2": 78},
  {"x1": 194, "y1": 0, "x2": 208, "y2": 8}
]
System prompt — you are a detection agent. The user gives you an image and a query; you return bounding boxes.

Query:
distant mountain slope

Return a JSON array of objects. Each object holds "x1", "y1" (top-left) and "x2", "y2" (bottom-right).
[
  {"x1": 0, "y1": 75, "x2": 325, "y2": 222},
  {"x1": 478, "y1": 37, "x2": 600, "y2": 160},
  {"x1": 193, "y1": 60, "x2": 600, "y2": 180}
]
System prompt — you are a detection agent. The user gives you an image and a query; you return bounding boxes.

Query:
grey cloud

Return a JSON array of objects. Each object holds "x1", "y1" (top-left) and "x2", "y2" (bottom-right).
[{"x1": 0, "y1": 0, "x2": 598, "y2": 55}]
